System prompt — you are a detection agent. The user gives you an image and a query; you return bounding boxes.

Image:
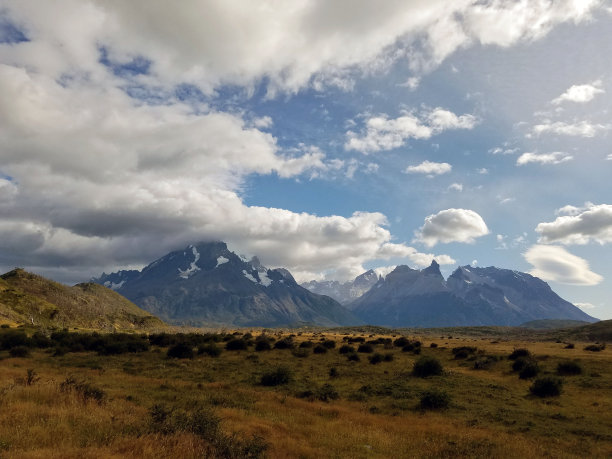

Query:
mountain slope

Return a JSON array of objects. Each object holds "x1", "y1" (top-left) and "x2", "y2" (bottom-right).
[
  {"x1": 0, "y1": 269, "x2": 164, "y2": 329},
  {"x1": 350, "y1": 261, "x2": 597, "y2": 327},
  {"x1": 93, "y1": 242, "x2": 361, "y2": 327},
  {"x1": 301, "y1": 269, "x2": 379, "y2": 306}
]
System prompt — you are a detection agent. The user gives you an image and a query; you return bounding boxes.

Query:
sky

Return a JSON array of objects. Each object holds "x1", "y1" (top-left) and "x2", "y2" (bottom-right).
[{"x1": 1, "y1": 0, "x2": 612, "y2": 319}]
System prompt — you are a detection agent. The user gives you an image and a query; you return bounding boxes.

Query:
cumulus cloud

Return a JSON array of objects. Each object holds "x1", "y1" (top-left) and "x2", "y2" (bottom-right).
[
  {"x1": 1, "y1": 0, "x2": 600, "y2": 95},
  {"x1": 448, "y1": 183, "x2": 463, "y2": 192},
  {"x1": 415, "y1": 208, "x2": 489, "y2": 247},
  {"x1": 536, "y1": 203, "x2": 612, "y2": 245},
  {"x1": 532, "y1": 121, "x2": 610, "y2": 137},
  {"x1": 404, "y1": 160, "x2": 452, "y2": 176},
  {"x1": 552, "y1": 80, "x2": 604, "y2": 104},
  {"x1": 524, "y1": 245, "x2": 603, "y2": 285},
  {"x1": 345, "y1": 108, "x2": 477, "y2": 153},
  {"x1": 516, "y1": 152, "x2": 573, "y2": 166},
  {"x1": 0, "y1": 0, "x2": 605, "y2": 282}
]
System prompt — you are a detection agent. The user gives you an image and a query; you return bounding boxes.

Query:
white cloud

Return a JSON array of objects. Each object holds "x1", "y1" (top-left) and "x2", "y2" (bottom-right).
[
  {"x1": 448, "y1": 183, "x2": 463, "y2": 192},
  {"x1": 345, "y1": 108, "x2": 477, "y2": 153},
  {"x1": 476, "y1": 168, "x2": 489, "y2": 174},
  {"x1": 552, "y1": 80, "x2": 604, "y2": 104},
  {"x1": 404, "y1": 160, "x2": 452, "y2": 176},
  {"x1": 524, "y1": 245, "x2": 603, "y2": 286},
  {"x1": 606, "y1": 154, "x2": 612, "y2": 160},
  {"x1": 574, "y1": 302, "x2": 596, "y2": 310},
  {"x1": 415, "y1": 208, "x2": 489, "y2": 247},
  {"x1": 532, "y1": 121, "x2": 610, "y2": 137},
  {"x1": 0, "y1": 0, "x2": 601, "y2": 96},
  {"x1": 489, "y1": 146, "x2": 518, "y2": 155},
  {"x1": 398, "y1": 77, "x2": 420, "y2": 91},
  {"x1": 536, "y1": 203, "x2": 612, "y2": 245},
  {"x1": 516, "y1": 152, "x2": 573, "y2": 166}
]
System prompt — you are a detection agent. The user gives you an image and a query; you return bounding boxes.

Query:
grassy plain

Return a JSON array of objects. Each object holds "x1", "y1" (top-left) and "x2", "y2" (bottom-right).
[{"x1": 0, "y1": 327, "x2": 611, "y2": 458}]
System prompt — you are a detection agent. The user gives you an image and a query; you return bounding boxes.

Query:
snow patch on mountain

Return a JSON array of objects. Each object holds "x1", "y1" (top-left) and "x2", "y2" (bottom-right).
[
  {"x1": 103, "y1": 280, "x2": 125, "y2": 290},
  {"x1": 178, "y1": 246, "x2": 201, "y2": 279},
  {"x1": 215, "y1": 256, "x2": 229, "y2": 268}
]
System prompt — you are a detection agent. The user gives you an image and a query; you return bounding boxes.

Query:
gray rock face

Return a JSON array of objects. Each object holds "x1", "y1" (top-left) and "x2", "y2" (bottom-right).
[
  {"x1": 349, "y1": 262, "x2": 597, "y2": 327},
  {"x1": 92, "y1": 242, "x2": 361, "y2": 327},
  {"x1": 301, "y1": 269, "x2": 380, "y2": 306}
]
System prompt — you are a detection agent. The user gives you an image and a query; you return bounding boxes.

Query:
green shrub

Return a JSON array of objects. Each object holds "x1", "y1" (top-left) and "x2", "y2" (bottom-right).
[
  {"x1": 412, "y1": 356, "x2": 443, "y2": 377},
  {"x1": 473, "y1": 355, "x2": 497, "y2": 370},
  {"x1": 322, "y1": 340, "x2": 336, "y2": 349},
  {"x1": 419, "y1": 389, "x2": 450, "y2": 410},
  {"x1": 299, "y1": 341, "x2": 313, "y2": 348},
  {"x1": 509, "y1": 348, "x2": 531, "y2": 360},
  {"x1": 60, "y1": 376, "x2": 106, "y2": 404},
  {"x1": 369, "y1": 353, "x2": 383, "y2": 364},
  {"x1": 347, "y1": 353, "x2": 360, "y2": 362},
  {"x1": 584, "y1": 344, "x2": 605, "y2": 352},
  {"x1": 329, "y1": 367, "x2": 339, "y2": 378},
  {"x1": 383, "y1": 353, "x2": 394, "y2": 362},
  {"x1": 273, "y1": 338, "x2": 294, "y2": 350},
  {"x1": 339, "y1": 344, "x2": 355, "y2": 354},
  {"x1": 260, "y1": 367, "x2": 292, "y2": 386},
  {"x1": 564, "y1": 343, "x2": 575, "y2": 349},
  {"x1": 430, "y1": 343, "x2": 438, "y2": 348},
  {"x1": 254, "y1": 340, "x2": 272, "y2": 351},
  {"x1": 393, "y1": 337, "x2": 409, "y2": 347},
  {"x1": 198, "y1": 343, "x2": 222, "y2": 357},
  {"x1": 452, "y1": 346, "x2": 477, "y2": 359},
  {"x1": 225, "y1": 339, "x2": 248, "y2": 351},
  {"x1": 511, "y1": 356, "x2": 530, "y2": 372},
  {"x1": 317, "y1": 383, "x2": 339, "y2": 402},
  {"x1": 291, "y1": 348, "x2": 310, "y2": 358},
  {"x1": 313, "y1": 344, "x2": 328, "y2": 354},
  {"x1": 530, "y1": 377, "x2": 563, "y2": 397},
  {"x1": 519, "y1": 361, "x2": 540, "y2": 379},
  {"x1": 167, "y1": 343, "x2": 194, "y2": 359},
  {"x1": 357, "y1": 343, "x2": 374, "y2": 353},
  {"x1": 557, "y1": 361, "x2": 582, "y2": 376}
]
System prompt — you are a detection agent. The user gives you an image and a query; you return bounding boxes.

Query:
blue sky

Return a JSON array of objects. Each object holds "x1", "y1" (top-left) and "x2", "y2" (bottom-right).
[{"x1": 1, "y1": 1, "x2": 611, "y2": 319}]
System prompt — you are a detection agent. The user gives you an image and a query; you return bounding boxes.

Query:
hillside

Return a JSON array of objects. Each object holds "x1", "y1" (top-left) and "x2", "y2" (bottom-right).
[{"x1": 0, "y1": 269, "x2": 165, "y2": 330}]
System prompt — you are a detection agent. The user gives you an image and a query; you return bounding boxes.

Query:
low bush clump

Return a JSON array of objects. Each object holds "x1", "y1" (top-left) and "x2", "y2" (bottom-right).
[
  {"x1": 198, "y1": 343, "x2": 222, "y2": 357},
  {"x1": 347, "y1": 353, "x2": 360, "y2": 362},
  {"x1": 167, "y1": 342, "x2": 195, "y2": 359},
  {"x1": 557, "y1": 361, "x2": 582, "y2": 376},
  {"x1": 322, "y1": 340, "x2": 336, "y2": 349},
  {"x1": 584, "y1": 344, "x2": 605, "y2": 352},
  {"x1": 430, "y1": 343, "x2": 438, "y2": 348},
  {"x1": 369, "y1": 353, "x2": 383, "y2": 364},
  {"x1": 254, "y1": 340, "x2": 272, "y2": 351},
  {"x1": 452, "y1": 346, "x2": 477, "y2": 359},
  {"x1": 530, "y1": 377, "x2": 563, "y2": 397},
  {"x1": 473, "y1": 355, "x2": 497, "y2": 370},
  {"x1": 299, "y1": 341, "x2": 314, "y2": 348},
  {"x1": 225, "y1": 339, "x2": 248, "y2": 351},
  {"x1": 292, "y1": 348, "x2": 310, "y2": 358},
  {"x1": 313, "y1": 344, "x2": 328, "y2": 354},
  {"x1": 519, "y1": 361, "x2": 540, "y2": 379},
  {"x1": 339, "y1": 344, "x2": 355, "y2": 354},
  {"x1": 419, "y1": 389, "x2": 450, "y2": 410},
  {"x1": 357, "y1": 344, "x2": 374, "y2": 353},
  {"x1": 564, "y1": 343, "x2": 575, "y2": 349},
  {"x1": 273, "y1": 338, "x2": 295, "y2": 350},
  {"x1": 393, "y1": 337, "x2": 410, "y2": 347},
  {"x1": 8, "y1": 346, "x2": 30, "y2": 358},
  {"x1": 383, "y1": 353, "x2": 394, "y2": 362},
  {"x1": 260, "y1": 367, "x2": 292, "y2": 386},
  {"x1": 512, "y1": 356, "x2": 531, "y2": 372},
  {"x1": 412, "y1": 356, "x2": 443, "y2": 377},
  {"x1": 60, "y1": 376, "x2": 106, "y2": 404},
  {"x1": 509, "y1": 348, "x2": 531, "y2": 360}
]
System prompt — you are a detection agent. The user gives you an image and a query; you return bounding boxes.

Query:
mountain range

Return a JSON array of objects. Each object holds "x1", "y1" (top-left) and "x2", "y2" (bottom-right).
[
  {"x1": 336, "y1": 261, "x2": 597, "y2": 327},
  {"x1": 93, "y1": 242, "x2": 360, "y2": 327},
  {"x1": 91, "y1": 241, "x2": 597, "y2": 328}
]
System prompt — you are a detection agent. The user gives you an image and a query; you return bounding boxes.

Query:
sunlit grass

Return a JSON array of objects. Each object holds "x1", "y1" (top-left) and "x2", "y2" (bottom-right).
[{"x1": 1, "y1": 330, "x2": 611, "y2": 457}]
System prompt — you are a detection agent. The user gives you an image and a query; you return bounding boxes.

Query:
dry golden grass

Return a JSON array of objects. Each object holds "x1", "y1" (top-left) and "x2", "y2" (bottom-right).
[{"x1": 1, "y1": 330, "x2": 611, "y2": 458}]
